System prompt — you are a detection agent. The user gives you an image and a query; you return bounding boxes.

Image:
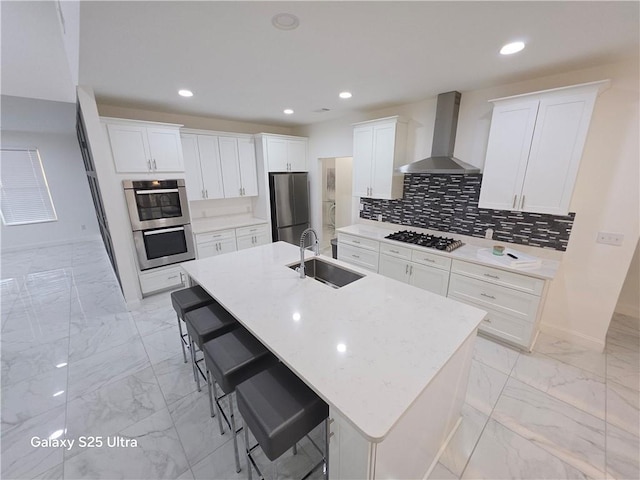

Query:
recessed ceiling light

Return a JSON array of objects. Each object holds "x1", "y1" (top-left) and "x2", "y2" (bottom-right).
[
  {"x1": 339, "y1": 91, "x2": 352, "y2": 99},
  {"x1": 500, "y1": 41, "x2": 525, "y2": 55},
  {"x1": 178, "y1": 89, "x2": 194, "y2": 97},
  {"x1": 272, "y1": 13, "x2": 299, "y2": 31},
  {"x1": 283, "y1": 109, "x2": 294, "y2": 115}
]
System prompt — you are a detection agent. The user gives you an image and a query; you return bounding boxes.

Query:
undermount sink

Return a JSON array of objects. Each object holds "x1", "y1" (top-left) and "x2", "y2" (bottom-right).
[{"x1": 288, "y1": 258, "x2": 364, "y2": 289}]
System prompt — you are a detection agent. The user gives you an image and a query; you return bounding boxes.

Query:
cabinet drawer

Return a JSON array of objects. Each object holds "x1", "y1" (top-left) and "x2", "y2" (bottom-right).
[
  {"x1": 338, "y1": 244, "x2": 379, "y2": 272},
  {"x1": 451, "y1": 259, "x2": 544, "y2": 295},
  {"x1": 196, "y1": 229, "x2": 236, "y2": 245},
  {"x1": 448, "y1": 273, "x2": 540, "y2": 323},
  {"x1": 449, "y1": 293, "x2": 534, "y2": 348},
  {"x1": 139, "y1": 266, "x2": 185, "y2": 296},
  {"x1": 380, "y1": 243, "x2": 412, "y2": 260},
  {"x1": 411, "y1": 249, "x2": 451, "y2": 271},
  {"x1": 338, "y1": 233, "x2": 379, "y2": 252},
  {"x1": 235, "y1": 223, "x2": 269, "y2": 238}
]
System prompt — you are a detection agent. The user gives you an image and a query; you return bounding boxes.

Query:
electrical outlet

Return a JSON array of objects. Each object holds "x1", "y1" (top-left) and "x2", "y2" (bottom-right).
[
  {"x1": 377, "y1": 214, "x2": 383, "y2": 222},
  {"x1": 81, "y1": 224, "x2": 86, "y2": 231},
  {"x1": 485, "y1": 228, "x2": 494, "y2": 240},
  {"x1": 596, "y1": 232, "x2": 624, "y2": 246},
  {"x1": 359, "y1": 203, "x2": 364, "y2": 211}
]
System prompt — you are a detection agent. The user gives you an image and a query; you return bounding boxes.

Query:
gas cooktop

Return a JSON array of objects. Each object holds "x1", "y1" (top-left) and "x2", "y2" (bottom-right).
[{"x1": 385, "y1": 230, "x2": 464, "y2": 252}]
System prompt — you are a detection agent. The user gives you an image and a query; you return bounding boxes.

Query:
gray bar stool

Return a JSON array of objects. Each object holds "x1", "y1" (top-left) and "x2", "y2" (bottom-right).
[
  {"x1": 170, "y1": 286, "x2": 213, "y2": 363},
  {"x1": 202, "y1": 329, "x2": 278, "y2": 473},
  {"x1": 236, "y1": 363, "x2": 329, "y2": 480},
  {"x1": 184, "y1": 302, "x2": 238, "y2": 395}
]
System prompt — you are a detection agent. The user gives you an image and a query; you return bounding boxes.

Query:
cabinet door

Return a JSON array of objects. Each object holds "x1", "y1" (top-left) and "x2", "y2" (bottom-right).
[
  {"x1": 287, "y1": 139, "x2": 307, "y2": 171},
  {"x1": 181, "y1": 134, "x2": 205, "y2": 201},
  {"x1": 147, "y1": 127, "x2": 184, "y2": 172},
  {"x1": 409, "y1": 263, "x2": 450, "y2": 296},
  {"x1": 196, "y1": 242, "x2": 218, "y2": 259},
  {"x1": 236, "y1": 235, "x2": 255, "y2": 251},
  {"x1": 106, "y1": 123, "x2": 151, "y2": 172},
  {"x1": 378, "y1": 254, "x2": 410, "y2": 284},
  {"x1": 218, "y1": 137, "x2": 242, "y2": 198},
  {"x1": 265, "y1": 137, "x2": 288, "y2": 171},
  {"x1": 371, "y1": 123, "x2": 396, "y2": 198},
  {"x1": 253, "y1": 231, "x2": 271, "y2": 247},
  {"x1": 521, "y1": 93, "x2": 596, "y2": 215},
  {"x1": 238, "y1": 137, "x2": 259, "y2": 196},
  {"x1": 197, "y1": 135, "x2": 225, "y2": 199},
  {"x1": 218, "y1": 237, "x2": 237, "y2": 255},
  {"x1": 352, "y1": 126, "x2": 373, "y2": 197},
  {"x1": 478, "y1": 101, "x2": 539, "y2": 211}
]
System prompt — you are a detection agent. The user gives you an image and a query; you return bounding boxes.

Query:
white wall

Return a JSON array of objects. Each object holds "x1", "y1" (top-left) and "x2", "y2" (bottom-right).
[
  {"x1": 616, "y1": 240, "x2": 639, "y2": 318},
  {"x1": 0, "y1": 96, "x2": 99, "y2": 251},
  {"x1": 297, "y1": 60, "x2": 639, "y2": 350}
]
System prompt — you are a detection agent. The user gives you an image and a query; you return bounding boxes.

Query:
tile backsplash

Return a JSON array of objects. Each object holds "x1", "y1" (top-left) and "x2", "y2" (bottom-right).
[{"x1": 360, "y1": 174, "x2": 575, "y2": 251}]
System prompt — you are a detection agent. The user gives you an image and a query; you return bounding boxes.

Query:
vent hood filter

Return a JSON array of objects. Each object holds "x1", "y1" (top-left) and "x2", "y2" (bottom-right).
[{"x1": 396, "y1": 91, "x2": 480, "y2": 174}]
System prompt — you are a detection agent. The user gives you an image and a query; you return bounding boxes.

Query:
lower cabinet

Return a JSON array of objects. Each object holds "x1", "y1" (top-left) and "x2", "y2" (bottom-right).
[
  {"x1": 337, "y1": 233, "x2": 380, "y2": 272},
  {"x1": 236, "y1": 224, "x2": 270, "y2": 251},
  {"x1": 139, "y1": 265, "x2": 186, "y2": 296},
  {"x1": 195, "y1": 223, "x2": 270, "y2": 259}
]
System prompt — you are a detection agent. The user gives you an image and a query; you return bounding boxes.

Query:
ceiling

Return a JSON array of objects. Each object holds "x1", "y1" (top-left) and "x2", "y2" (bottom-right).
[{"x1": 3, "y1": 2, "x2": 639, "y2": 128}]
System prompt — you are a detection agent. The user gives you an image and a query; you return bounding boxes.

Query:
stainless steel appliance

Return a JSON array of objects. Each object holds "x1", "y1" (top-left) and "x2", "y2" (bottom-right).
[
  {"x1": 269, "y1": 172, "x2": 310, "y2": 245},
  {"x1": 124, "y1": 179, "x2": 195, "y2": 270},
  {"x1": 123, "y1": 179, "x2": 191, "y2": 230},
  {"x1": 385, "y1": 230, "x2": 464, "y2": 252}
]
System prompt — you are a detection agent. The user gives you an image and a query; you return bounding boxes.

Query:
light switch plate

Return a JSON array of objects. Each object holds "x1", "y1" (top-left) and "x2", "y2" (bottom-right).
[
  {"x1": 377, "y1": 214, "x2": 383, "y2": 221},
  {"x1": 359, "y1": 203, "x2": 364, "y2": 211},
  {"x1": 485, "y1": 228, "x2": 494, "y2": 239},
  {"x1": 597, "y1": 232, "x2": 624, "y2": 246}
]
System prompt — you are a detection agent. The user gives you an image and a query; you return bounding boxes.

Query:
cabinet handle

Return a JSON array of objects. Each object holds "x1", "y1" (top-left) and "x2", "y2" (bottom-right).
[
  {"x1": 353, "y1": 240, "x2": 360, "y2": 244},
  {"x1": 249, "y1": 228, "x2": 257, "y2": 232},
  {"x1": 202, "y1": 189, "x2": 205, "y2": 199},
  {"x1": 405, "y1": 264, "x2": 409, "y2": 274},
  {"x1": 512, "y1": 195, "x2": 517, "y2": 209},
  {"x1": 520, "y1": 195, "x2": 525, "y2": 209},
  {"x1": 205, "y1": 189, "x2": 208, "y2": 198},
  {"x1": 390, "y1": 249, "x2": 399, "y2": 254},
  {"x1": 168, "y1": 275, "x2": 178, "y2": 280},
  {"x1": 480, "y1": 293, "x2": 496, "y2": 300},
  {"x1": 485, "y1": 318, "x2": 492, "y2": 324},
  {"x1": 147, "y1": 160, "x2": 152, "y2": 171},
  {"x1": 423, "y1": 258, "x2": 435, "y2": 263},
  {"x1": 215, "y1": 243, "x2": 219, "y2": 251},
  {"x1": 239, "y1": 188, "x2": 243, "y2": 196},
  {"x1": 410, "y1": 265, "x2": 413, "y2": 275},
  {"x1": 352, "y1": 254, "x2": 360, "y2": 259},
  {"x1": 483, "y1": 273, "x2": 499, "y2": 279},
  {"x1": 242, "y1": 187, "x2": 245, "y2": 195},
  {"x1": 153, "y1": 159, "x2": 157, "y2": 170},
  {"x1": 179, "y1": 272, "x2": 184, "y2": 283}
]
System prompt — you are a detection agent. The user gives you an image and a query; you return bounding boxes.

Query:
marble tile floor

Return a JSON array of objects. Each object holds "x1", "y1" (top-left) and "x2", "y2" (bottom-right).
[{"x1": 1, "y1": 239, "x2": 638, "y2": 479}]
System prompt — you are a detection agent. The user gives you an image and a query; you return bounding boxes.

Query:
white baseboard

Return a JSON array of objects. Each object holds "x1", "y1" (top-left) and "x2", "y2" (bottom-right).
[
  {"x1": 539, "y1": 323, "x2": 605, "y2": 352},
  {"x1": 1, "y1": 234, "x2": 102, "y2": 253},
  {"x1": 615, "y1": 303, "x2": 640, "y2": 319}
]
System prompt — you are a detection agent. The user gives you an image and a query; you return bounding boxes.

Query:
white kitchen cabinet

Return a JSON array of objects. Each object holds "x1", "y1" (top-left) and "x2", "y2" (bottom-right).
[
  {"x1": 478, "y1": 80, "x2": 609, "y2": 215},
  {"x1": 236, "y1": 224, "x2": 270, "y2": 250},
  {"x1": 181, "y1": 134, "x2": 225, "y2": 201},
  {"x1": 337, "y1": 233, "x2": 380, "y2": 272},
  {"x1": 195, "y1": 229, "x2": 237, "y2": 258},
  {"x1": 379, "y1": 253, "x2": 450, "y2": 296},
  {"x1": 448, "y1": 259, "x2": 547, "y2": 350},
  {"x1": 104, "y1": 118, "x2": 184, "y2": 173},
  {"x1": 219, "y1": 136, "x2": 259, "y2": 198},
  {"x1": 138, "y1": 265, "x2": 186, "y2": 296},
  {"x1": 257, "y1": 134, "x2": 308, "y2": 172},
  {"x1": 352, "y1": 116, "x2": 407, "y2": 200}
]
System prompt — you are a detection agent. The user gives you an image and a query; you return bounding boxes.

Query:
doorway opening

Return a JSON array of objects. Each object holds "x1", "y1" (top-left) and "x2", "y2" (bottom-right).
[{"x1": 319, "y1": 157, "x2": 352, "y2": 255}]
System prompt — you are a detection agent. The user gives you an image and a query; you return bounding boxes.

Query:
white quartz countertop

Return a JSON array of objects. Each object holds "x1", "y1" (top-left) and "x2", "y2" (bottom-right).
[
  {"x1": 337, "y1": 224, "x2": 560, "y2": 280},
  {"x1": 191, "y1": 216, "x2": 267, "y2": 234},
  {"x1": 180, "y1": 242, "x2": 485, "y2": 442}
]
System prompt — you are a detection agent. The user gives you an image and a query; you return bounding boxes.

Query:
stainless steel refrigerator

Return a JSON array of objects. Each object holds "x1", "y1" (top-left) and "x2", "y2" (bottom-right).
[{"x1": 269, "y1": 172, "x2": 310, "y2": 245}]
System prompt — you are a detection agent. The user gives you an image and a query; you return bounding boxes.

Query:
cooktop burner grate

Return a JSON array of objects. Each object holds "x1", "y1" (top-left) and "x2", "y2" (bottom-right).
[{"x1": 385, "y1": 230, "x2": 464, "y2": 252}]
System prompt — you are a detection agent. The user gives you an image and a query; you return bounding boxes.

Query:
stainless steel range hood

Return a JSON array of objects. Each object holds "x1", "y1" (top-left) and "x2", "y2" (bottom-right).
[{"x1": 396, "y1": 91, "x2": 480, "y2": 174}]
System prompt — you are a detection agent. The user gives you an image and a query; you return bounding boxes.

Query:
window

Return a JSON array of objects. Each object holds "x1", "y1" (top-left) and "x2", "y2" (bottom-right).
[{"x1": 0, "y1": 148, "x2": 57, "y2": 225}]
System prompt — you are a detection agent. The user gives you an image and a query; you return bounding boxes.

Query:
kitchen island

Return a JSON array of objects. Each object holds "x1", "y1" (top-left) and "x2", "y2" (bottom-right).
[{"x1": 180, "y1": 241, "x2": 485, "y2": 479}]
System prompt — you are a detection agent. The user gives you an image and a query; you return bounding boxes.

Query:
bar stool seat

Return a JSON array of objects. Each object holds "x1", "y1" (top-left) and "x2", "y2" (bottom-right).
[
  {"x1": 184, "y1": 303, "x2": 239, "y2": 392},
  {"x1": 203, "y1": 329, "x2": 277, "y2": 473},
  {"x1": 236, "y1": 363, "x2": 329, "y2": 472},
  {"x1": 170, "y1": 286, "x2": 213, "y2": 363}
]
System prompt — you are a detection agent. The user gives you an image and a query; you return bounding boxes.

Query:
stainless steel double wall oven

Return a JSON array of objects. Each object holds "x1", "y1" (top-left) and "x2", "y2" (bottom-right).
[{"x1": 123, "y1": 179, "x2": 195, "y2": 270}]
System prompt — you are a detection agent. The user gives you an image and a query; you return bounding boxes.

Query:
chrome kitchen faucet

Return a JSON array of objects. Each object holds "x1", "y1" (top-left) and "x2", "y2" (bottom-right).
[{"x1": 299, "y1": 228, "x2": 319, "y2": 278}]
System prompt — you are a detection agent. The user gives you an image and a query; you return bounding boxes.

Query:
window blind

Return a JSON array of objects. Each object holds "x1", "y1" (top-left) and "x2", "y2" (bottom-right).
[{"x1": 0, "y1": 148, "x2": 57, "y2": 225}]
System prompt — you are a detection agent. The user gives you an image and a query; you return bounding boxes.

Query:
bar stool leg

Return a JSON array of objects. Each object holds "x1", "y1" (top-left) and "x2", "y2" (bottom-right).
[
  {"x1": 177, "y1": 314, "x2": 187, "y2": 363},
  {"x1": 292, "y1": 444, "x2": 297, "y2": 455},
  {"x1": 213, "y1": 382, "x2": 225, "y2": 435},
  {"x1": 229, "y1": 393, "x2": 241, "y2": 473},
  {"x1": 244, "y1": 423, "x2": 252, "y2": 480},
  {"x1": 206, "y1": 369, "x2": 215, "y2": 418},
  {"x1": 188, "y1": 334, "x2": 197, "y2": 383}
]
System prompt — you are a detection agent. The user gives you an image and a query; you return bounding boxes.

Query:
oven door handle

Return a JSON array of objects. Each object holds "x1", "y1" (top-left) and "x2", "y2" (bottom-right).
[
  {"x1": 135, "y1": 188, "x2": 180, "y2": 194},
  {"x1": 143, "y1": 226, "x2": 185, "y2": 236}
]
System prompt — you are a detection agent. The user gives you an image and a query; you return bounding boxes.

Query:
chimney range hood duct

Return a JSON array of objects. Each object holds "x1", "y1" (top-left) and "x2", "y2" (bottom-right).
[{"x1": 396, "y1": 91, "x2": 480, "y2": 174}]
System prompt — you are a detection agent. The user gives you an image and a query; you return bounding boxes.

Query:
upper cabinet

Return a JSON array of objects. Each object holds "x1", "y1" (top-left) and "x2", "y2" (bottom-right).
[
  {"x1": 103, "y1": 118, "x2": 184, "y2": 173},
  {"x1": 478, "y1": 81, "x2": 609, "y2": 216},
  {"x1": 352, "y1": 116, "x2": 407, "y2": 200},
  {"x1": 256, "y1": 134, "x2": 308, "y2": 172},
  {"x1": 181, "y1": 130, "x2": 259, "y2": 201}
]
